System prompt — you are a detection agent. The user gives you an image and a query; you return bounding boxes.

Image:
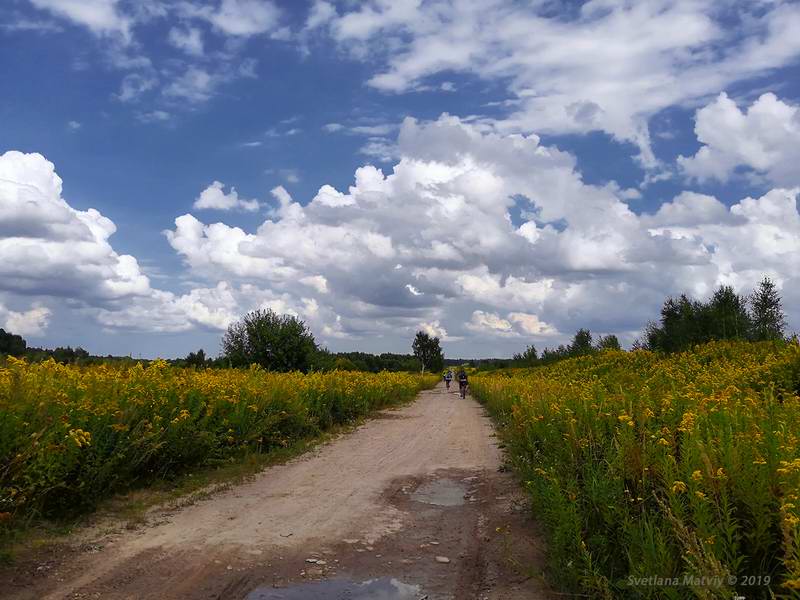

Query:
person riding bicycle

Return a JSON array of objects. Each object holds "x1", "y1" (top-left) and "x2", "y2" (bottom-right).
[
  {"x1": 457, "y1": 369, "x2": 468, "y2": 398},
  {"x1": 444, "y1": 369, "x2": 453, "y2": 390}
]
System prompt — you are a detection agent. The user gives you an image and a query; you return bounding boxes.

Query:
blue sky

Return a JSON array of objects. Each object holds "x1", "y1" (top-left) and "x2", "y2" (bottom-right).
[{"x1": 1, "y1": 0, "x2": 799, "y2": 358}]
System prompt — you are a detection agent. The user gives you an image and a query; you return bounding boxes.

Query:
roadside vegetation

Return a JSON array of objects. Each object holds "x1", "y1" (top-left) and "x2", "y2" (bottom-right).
[
  {"x1": 473, "y1": 277, "x2": 799, "y2": 598},
  {"x1": 473, "y1": 341, "x2": 800, "y2": 598},
  {"x1": 0, "y1": 309, "x2": 438, "y2": 553},
  {"x1": 0, "y1": 361, "x2": 436, "y2": 542}
]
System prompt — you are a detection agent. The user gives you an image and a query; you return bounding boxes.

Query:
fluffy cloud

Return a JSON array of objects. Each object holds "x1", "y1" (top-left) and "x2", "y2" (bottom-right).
[
  {"x1": 164, "y1": 115, "x2": 800, "y2": 352},
  {"x1": 0, "y1": 150, "x2": 274, "y2": 338},
  {"x1": 0, "y1": 150, "x2": 151, "y2": 302},
  {"x1": 646, "y1": 188, "x2": 800, "y2": 289},
  {"x1": 0, "y1": 303, "x2": 51, "y2": 336},
  {"x1": 193, "y1": 181, "x2": 260, "y2": 212},
  {"x1": 419, "y1": 320, "x2": 448, "y2": 339},
  {"x1": 117, "y1": 73, "x2": 158, "y2": 102},
  {"x1": 164, "y1": 67, "x2": 215, "y2": 103},
  {"x1": 311, "y1": 0, "x2": 800, "y2": 166},
  {"x1": 162, "y1": 59, "x2": 260, "y2": 104},
  {"x1": 168, "y1": 26, "x2": 204, "y2": 57},
  {"x1": 678, "y1": 93, "x2": 800, "y2": 186},
  {"x1": 25, "y1": 0, "x2": 800, "y2": 165},
  {"x1": 467, "y1": 311, "x2": 515, "y2": 337},
  {"x1": 29, "y1": 0, "x2": 130, "y2": 38},
  {"x1": 642, "y1": 192, "x2": 740, "y2": 228},
  {"x1": 508, "y1": 312, "x2": 557, "y2": 336},
  {"x1": 467, "y1": 310, "x2": 557, "y2": 338},
  {"x1": 96, "y1": 282, "x2": 240, "y2": 333},
  {"x1": 209, "y1": 0, "x2": 280, "y2": 36},
  {"x1": 181, "y1": 0, "x2": 282, "y2": 37},
  {"x1": 4, "y1": 116, "x2": 799, "y2": 352}
]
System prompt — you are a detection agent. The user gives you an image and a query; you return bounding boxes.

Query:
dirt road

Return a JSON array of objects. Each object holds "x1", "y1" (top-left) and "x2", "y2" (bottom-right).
[{"x1": 4, "y1": 383, "x2": 551, "y2": 599}]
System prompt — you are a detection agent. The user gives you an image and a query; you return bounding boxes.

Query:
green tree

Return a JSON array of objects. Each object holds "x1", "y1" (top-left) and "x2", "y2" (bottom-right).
[
  {"x1": 0, "y1": 329, "x2": 27, "y2": 357},
  {"x1": 332, "y1": 356, "x2": 359, "y2": 371},
  {"x1": 412, "y1": 331, "x2": 444, "y2": 374},
  {"x1": 749, "y1": 277, "x2": 786, "y2": 341},
  {"x1": 512, "y1": 344, "x2": 538, "y2": 366},
  {"x1": 596, "y1": 334, "x2": 621, "y2": 351},
  {"x1": 222, "y1": 309, "x2": 317, "y2": 372},
  {"x1": 184, "y1": 348, "x2": 207, "y2": 368},
  {"x1": 540, "y1": 344, "x2": 569, "y2": 365},
  {"x1": 646, "y1": 281, "x2": 766, "y2": 353},
  {"x1": 706, "y1": 285, "x2": 751, "y2": 341},
  {"x1": 646, "y1": 295, "x2": 705, "y2": 353},
  {"x1": 569, "y1": 328, "x2": 594, "y2": 356}
]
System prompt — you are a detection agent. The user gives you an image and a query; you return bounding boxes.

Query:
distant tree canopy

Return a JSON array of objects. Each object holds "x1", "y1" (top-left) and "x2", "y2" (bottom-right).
[
  {"x1": 569, "y1": 328, "x2": 594, "y2": 355},
  {"x1": 0, "y1": 328, "x2": 27, "y2": 357},
  {"x1": 412, "y1": 331, "x2": 444, "y2": 374},
  {"x1": 519, "y1": 328, "x2": 621, "y2": 367},
  {"x1": 510, "y1": 278, "x2": 788, "y2": 368},
  {"x1": 184, "y1": 349, "x2": 207, "y2": 368},
  {"x1": 222, "y1": 309, "x2": 317, "y2": 372},
  {"x1": 3, "y1": 278, "x2": 789, "y2": 370},
  {"x1": 596, "y1": 334, "x2": 621, "y2": 351},
  {"x1": 645, "y1": 278, "x2": 787, "y2": 353},
  {"x1": 331, "y1": 356, "x2": 359, "y2": 371},
  {"x1": 311, "y1": 349, "x2": 421, "y2": 372},
  {"x1": 512, "y1": 344, "x2": 538, "y2": 366},
  {"x1": 0, "y1": 329, "x2": 96, "y2": 364}
]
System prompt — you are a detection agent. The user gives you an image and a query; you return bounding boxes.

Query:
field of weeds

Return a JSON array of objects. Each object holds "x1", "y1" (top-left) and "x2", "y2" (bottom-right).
[
  {"x1": 471, "y1": 340, "x2": 800, "y2": 599},
  {"x1": 0, "y1": 357, "x2": 436, "y2": 531}
]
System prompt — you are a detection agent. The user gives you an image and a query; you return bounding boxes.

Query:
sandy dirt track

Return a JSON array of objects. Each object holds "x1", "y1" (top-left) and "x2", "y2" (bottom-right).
[{"x1": 4, "y1": 383, "x2": 551, "y2": 599}]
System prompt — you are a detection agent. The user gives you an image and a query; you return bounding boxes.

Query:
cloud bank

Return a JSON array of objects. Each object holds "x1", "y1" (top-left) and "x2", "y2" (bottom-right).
[
  {"x1": 161, "y1": 115, "x2": 800, "y2": 350},
  {"x1": 1, "y1": 106, "x2": 799, "y2": 353}
]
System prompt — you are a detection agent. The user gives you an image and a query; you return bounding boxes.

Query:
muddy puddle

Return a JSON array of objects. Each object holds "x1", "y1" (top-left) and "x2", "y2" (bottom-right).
[
  {"x1": 410, "y1": 479, "x2": 468, "y2": 507},
  {"x1": 246, "y1": 576, "x2": 423, "y2": 599}
]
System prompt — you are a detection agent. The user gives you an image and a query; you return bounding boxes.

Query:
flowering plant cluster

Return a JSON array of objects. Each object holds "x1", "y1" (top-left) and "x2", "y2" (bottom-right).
[
  {"x1": 0, "y1": 357, "x2": 436, "y2": 530},
  {"x1": 471, "y1": 340, "x2": 800, "y2": 598}
]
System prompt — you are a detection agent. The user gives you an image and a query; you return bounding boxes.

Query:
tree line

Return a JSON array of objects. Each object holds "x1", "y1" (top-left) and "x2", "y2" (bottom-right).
[
  {"x1": 507, "y1": 276, "x2": 789, "y2": 369},
  {"x1": 506, "y1": 329, "x2": 621, "y2": 368},
  {"x1": 216, "y1": 309, "x2": 434, "y2": 372},
  {"x1": 0, "y1": 329, "x2": 129, "y2": 365},
  {"x1": 1, "y1": 277, "x2": 790, "y2": 372},
  {"x1": 0, "y1": 309, "x2": 427, "y2": 372},
  {"x1": 640, "y1": 277, "x2": 786, "y2": 352}
]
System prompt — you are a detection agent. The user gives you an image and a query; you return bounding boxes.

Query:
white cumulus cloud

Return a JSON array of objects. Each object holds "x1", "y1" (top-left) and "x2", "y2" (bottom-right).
[
  {"x1": 168, "y1": 26, "x2": 204, "y2": 56},
  {"x1": 193, "y1": 181, "x2": 260, "y2": 212},
  {"x1": 29, "y1": 0, "x2": 131, "y2": 38},
  {"x1": 163, "y1": 115, "x2": 800, "y2": 351},
  {"x1": 0, "y1": 150, "x2": 151, "y2": 302},
  {"x1": 468, "y1": 311, "x2": 516, "y2": 337},
  {"x1": 310, "y1": 0, "x2": 800, "y2": 167},
  {"x1": 678, "y1": 92, "x2": 800, "y2": 186},
  {"x1": 0, "y1": 150, "x2": 285, "y2": 339},
  {"x1": 182, "y1": 0, "x2": 282, "y2": 37},
  {"x1": 0, "y1": 303, "x2": 52, "y2": 336}
]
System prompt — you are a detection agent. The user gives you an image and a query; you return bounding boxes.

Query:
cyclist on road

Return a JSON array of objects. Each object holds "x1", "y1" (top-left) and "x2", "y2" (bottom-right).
[
  {"x1": 443, "y1": 369, "x2": 453, "y2": 391},
  {"x1": 457, "y1": 368, "x2": 469, "y2": 398}
]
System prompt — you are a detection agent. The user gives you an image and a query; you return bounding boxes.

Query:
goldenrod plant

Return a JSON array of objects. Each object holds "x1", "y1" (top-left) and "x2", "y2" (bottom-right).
[
  {"x1": 0, "y1": 358, "x2": 436, "y2": 528},
  {"x1": 471, "y1": 340, "x2": 800, "y2": 599}
]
